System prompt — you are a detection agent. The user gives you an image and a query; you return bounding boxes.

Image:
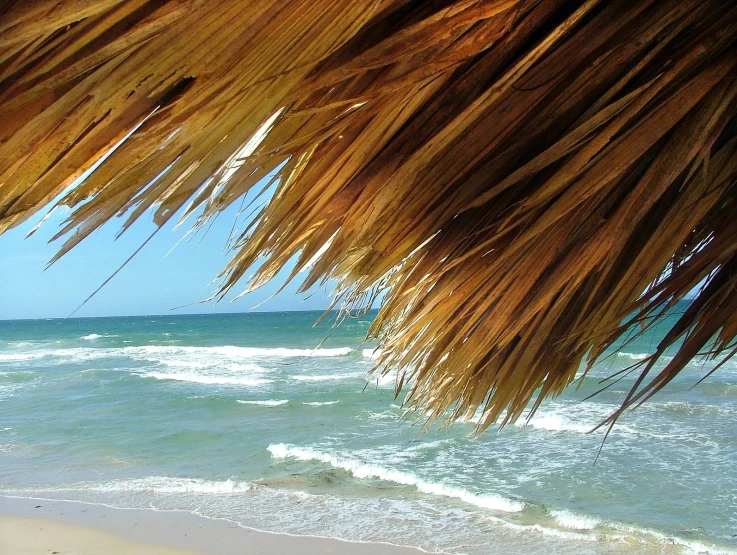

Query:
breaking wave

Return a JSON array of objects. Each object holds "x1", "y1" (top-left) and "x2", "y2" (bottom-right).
[
  {"x1": 549, "y1": 508, "x2": 602, "y2": 530},
  {"x1": 362, "y1": 348, "x2": 383, "y2": 360},
  {"x1": 138, "y1": 371, "x2": 270, "y2": 387},
  {"x1": 0, "y1": 353, "x2": 45, "y2": 362},
  {"x1": 267, "y1": 443, "x2": 524, "y2": 513},
  {"x1": 292, "y1": 373, "x2": 364, "y2": 382},
  {"x1": 83, "y1": 476, "x2": 253, "y2": 494}
]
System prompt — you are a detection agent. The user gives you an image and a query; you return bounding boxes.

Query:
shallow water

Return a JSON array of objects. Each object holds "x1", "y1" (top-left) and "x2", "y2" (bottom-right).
[{"x1": 0, "y1": 309, "x2": 735, "y2": 554}]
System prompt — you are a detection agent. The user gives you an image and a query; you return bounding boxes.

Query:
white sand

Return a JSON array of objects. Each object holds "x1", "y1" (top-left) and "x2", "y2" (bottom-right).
[
  {"x1": 0, "y1": 496, "x2": 428, "y2": 554},
  {"x1": 0, "y1": 515, "x2": 207, "y2": 555}
]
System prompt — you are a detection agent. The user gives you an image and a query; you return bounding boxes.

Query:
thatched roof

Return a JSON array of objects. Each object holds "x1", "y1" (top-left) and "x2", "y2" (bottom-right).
[{"x1": 2, "y1": 0, "x2": 737, "y2": 431}]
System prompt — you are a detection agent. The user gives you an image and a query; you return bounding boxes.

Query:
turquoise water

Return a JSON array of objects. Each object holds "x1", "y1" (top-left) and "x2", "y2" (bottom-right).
[{"x1": 0, "y1": 309, "x2": 735, "y2": 554}]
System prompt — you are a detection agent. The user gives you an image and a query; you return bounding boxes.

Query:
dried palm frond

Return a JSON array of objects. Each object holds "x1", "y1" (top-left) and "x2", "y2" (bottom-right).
[{"x1": 2, "y1": 0, "x2": 737, "y2": 431}]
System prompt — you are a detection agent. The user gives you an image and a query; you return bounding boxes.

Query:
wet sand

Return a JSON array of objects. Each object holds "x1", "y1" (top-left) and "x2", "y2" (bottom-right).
[{"x1": 0, "y1": 496, "x2": 427, "y2": 554}]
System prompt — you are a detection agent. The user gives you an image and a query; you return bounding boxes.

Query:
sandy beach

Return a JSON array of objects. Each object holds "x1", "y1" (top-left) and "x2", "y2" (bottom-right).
[{"x1": 0, "y1": 496, "x2": 426, "y2": 554}]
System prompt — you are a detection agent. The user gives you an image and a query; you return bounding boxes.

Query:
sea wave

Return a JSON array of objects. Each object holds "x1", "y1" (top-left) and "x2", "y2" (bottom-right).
[
  {"x1": 81, "y1": 334, "x2": 119, "y2": 340},
  {"x1": 484, "y1": 507, "x2": 733, "y2": 553},
  {"x1": 293, "y1": 373, "x2": 364, "y2": 382},
  {"x1": 116, "y1": 345, "x2": 353, "y2": 362},
  {"x1": 369, "y1": 372, "x2": 400, "y2": 387},
  {"x1": 696, "y1": 382, "x2": 737, "y2": 399},
  {"x1": 237, "y1": 399, "x2": 288, "y2": 406},
  {"x1": 159, "y1": 360, "x2": 267, "y2": 373},
  {"x1": 303, "y1": 401, "x2": 339, "y2": 406},
  {"x1": 121, "y1": 346, "x2": 354, "y2": 358},
  {"x1": 0, "y1": 370, "x2": 37, "y2": 381},
  {"x1": 85, "y1": 476, "x2": 253, "y2": 494},
  {"x1": 616, "y1": 352, "x2": 650, "y2": 361},
  {"x1": 0, "y1": 345, "x2": 354, "y2": 366},
  {"x1": 362, "y1": 348, "x2": 383, "y2": 360},
  {"x1": 605, "y1": 522, "x2": 736, "y2": 555},
  {"x1": 514, "y1": 411, "x2": 597, "y2": 435},
  {"x1": 507, "y1": 400, "x2": 638, "y2": 436},
  {"x1": 548, "y1": 508, "x2": 601, "y2": 530},
  {"x1": 363, "y1": 410, "x2": 398, "y2": 421},
  {"x1": 0, "y1": 353, "x2": 44, "y2": 362},
  {"x1": 6, "y1": 341, "x2": 36, "y2": 348},
  {"x1": 644, "y1": 400, "x2": 737, "y2": 418},
  {"x1": 267, "y1": 443, "x2": 524, "y2": 513},
  {"x1": 137, "y1": 371, "x2": 271, "y2": 387},
  {"x1": 402, "y1": 439, "x2": 455, "y2": 453}
]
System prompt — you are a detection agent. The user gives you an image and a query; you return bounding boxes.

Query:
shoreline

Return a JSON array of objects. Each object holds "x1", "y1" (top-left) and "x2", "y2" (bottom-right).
[{"x1": 0, "y1": 495, "x2": 428, "y2": 554}]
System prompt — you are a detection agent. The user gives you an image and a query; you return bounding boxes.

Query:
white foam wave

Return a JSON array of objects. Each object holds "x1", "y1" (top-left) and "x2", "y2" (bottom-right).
[
  {"x1": 402, "y1": 439, "x2": 455, "y2": 453},
  {"x1": 364, "y1": 411, "x2": 397, "y2": 421},
  {"x1": 287, "y1": 490, "x2": 319, "y2": 501},
  {"x1": 370, "y1": 373, "x2": 398, "y2": 387},
  {"x1": 120, "y1": 345, "x2": 353, "y2": 358},
  {"x1": 87, "y1": 476, "x2": 252, "y2": 494},
  {"x1": 226, "y1": 363, "x2": 264, "y2": 372},
  {"x1": 617, "y1": 352, "x2": 650, "y2": 361},
  {"x1": 511, "y1": 402, "x2": 624, "y2": 435},
  {"x1": 607, "y1": 522, "x2": 735, "y2": 555},
  {"x1": 139, "y1": 371, "x2": 270, "y2": 387},
  {"x1": 159, "y1": 360, "x2": 266, "y2": 373},
  {"x1": 515, "y1": 412, "x2": 594, "y2": 434},
  {"x1": 489, "y1": 519, "x2": 603, "y2": 543},
  {"x1": 81, "y1": 334, "x2": 118, "y2": 340},
  {"x1": 303, "y1": 401, "x2": 339, "y2": 406},
  {"x1": 362, "y1": 348, "x2": 383, "y2": 360},
  {"x1": 267, "y1": 443, "x2": 524, "y2": 513},
  {"x1": 237, "y1": 399, "x2": 288, "y2": 406},
  {"x1": 0, "y1": 345, "x2": 353, "y2": 367},
  {"x1": 293, "y1": 373, "x2": 363, "y2": 382},
  {"x1": 115, "y1": 345, "x2": 352, "y2": 367},
  {"x1": 549, "y1": 509, "x2": 601, "y2": 530},
  {"x1": 0, "y1": 348, "x2": 113, "y2": 365},
  {"x1": 159, "y1": 359, "x2": 202, "y2": 368},
  {"x1": 0, "y1": 353, "x2": 44, "y2": 362}
]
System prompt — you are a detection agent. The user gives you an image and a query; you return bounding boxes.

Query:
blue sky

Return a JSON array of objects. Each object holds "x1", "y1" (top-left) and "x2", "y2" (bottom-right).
[{"x1": 0, "y1": 185, "x2": 335, "y2": 320}]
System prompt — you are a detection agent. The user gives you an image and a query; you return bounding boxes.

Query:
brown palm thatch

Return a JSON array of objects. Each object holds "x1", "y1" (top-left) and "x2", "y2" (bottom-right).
[{"x1": 2, "y1": 0, "x2": 737, "y2": 432}]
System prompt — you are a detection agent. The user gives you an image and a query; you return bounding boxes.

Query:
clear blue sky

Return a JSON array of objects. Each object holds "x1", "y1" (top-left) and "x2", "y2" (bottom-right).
[{"x1": 0, "y1": 183, "x2": 335, "y2": 320}]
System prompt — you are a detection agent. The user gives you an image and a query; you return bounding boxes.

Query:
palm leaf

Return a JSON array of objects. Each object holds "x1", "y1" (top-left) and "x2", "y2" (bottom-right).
[{"x1": 2, "y1": 0, "x2": 737, "y2": 431}]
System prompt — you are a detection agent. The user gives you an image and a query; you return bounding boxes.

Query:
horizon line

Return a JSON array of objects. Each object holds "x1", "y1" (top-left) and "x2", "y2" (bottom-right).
[{"x1": 0, "y1": 307, "x2": 383, "y2": 323}]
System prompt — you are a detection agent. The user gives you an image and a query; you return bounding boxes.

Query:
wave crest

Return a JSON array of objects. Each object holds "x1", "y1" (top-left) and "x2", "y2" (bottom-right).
[
  {"x1": 87, "y1": 476, "x2": 252, "y2": 494},
  {"x1": 293, "y1": 373, "x2": 364, "y2": 382},
  {"x1": 139, "y1": 371, "x2": 270, "y2": 386},
  {"x1": 267, "y1": 443, "x2": 524, "y2": 513}
]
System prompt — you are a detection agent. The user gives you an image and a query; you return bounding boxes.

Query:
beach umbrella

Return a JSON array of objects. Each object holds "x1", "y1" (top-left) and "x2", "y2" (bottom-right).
[{"x1": 1, "y1": 0, "x2": 736, "y2": 431}]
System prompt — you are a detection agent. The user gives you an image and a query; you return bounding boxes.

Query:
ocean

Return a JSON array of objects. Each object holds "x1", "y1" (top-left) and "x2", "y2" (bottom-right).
[{"x1": 0, "y1": 309, "x2": 735, "y2": 554}]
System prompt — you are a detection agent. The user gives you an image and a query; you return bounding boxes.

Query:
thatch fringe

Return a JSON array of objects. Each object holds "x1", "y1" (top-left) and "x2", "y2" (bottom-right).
[{"x1": 2, "y1": 0, "x2": 737, "y2": 431}]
